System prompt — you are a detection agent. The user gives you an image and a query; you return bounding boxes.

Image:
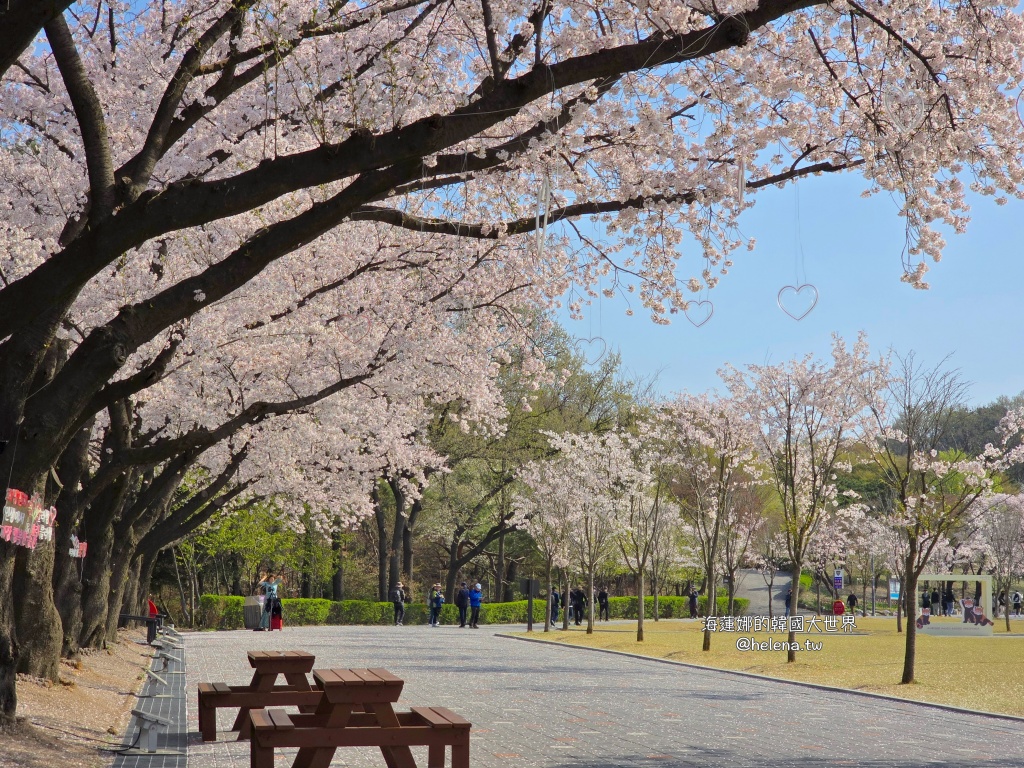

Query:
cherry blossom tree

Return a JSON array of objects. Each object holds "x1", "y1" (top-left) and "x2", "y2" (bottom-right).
[
  {"x1": 659, "y1": 392, "x2": 759, "y2": 650},
  {"x1": 648, "y1": 510, "x2": 690, "y2": 621},
  {"x1": 863, "y1": 351, "x2": 1024, "y2": 682},
  {"x1": 514, "y1": 458, "x2": 575, "y2": 631},
  {"x1": 978, "y1": 494, "x2": 1024, "y2": 632},
  {"x1": 804, "y1": 503, "x2": 866, "y2": 611},
  {"x1": 534, "y1": 430, "x2": 631, "y2": 634},
  {"x1": 724, "y1": 334, "x2": 883, "y2": 662},
  {"x1": 719, "y1": 482, "x2": 768, "y2": 616},
  {"x1": 752, "y1": 529, "x2": 789, "y2": 620},
  {"x1": 4, "y1": 0, "x2": 1024, "y2": 724},
  {"x1": 611, "y1": 431, "x2": 665, "y2": 641}
]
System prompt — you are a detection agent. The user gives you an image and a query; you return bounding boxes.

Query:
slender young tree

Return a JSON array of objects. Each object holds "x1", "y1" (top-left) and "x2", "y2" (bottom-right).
[
  {"x1": 864, "y1": 352, "x2": 1024, "y2": 682},
  {"x1": 979, "y1": 494, "x2": 1024, "y2": 633},
  {"x1": 723, "y1": 334, "x2": 883, "y2": 662},
  {"x1": 659, "y1": 393, "x2": 759, "y2": 651}
]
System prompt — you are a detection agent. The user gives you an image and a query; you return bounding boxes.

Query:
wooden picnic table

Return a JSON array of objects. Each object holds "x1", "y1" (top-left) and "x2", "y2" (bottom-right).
[
  {"x1": 250, "y1": 667, "x2": 470, "y2": 768},
  {"x1": 198, "y1": 650, "x2": 321, "y2": 742}
]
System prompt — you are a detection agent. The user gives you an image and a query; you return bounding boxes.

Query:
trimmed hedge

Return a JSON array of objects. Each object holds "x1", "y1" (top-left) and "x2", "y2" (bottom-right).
[
  {"x1": 197, "y1": 593, "x2": 747, "y2": 630},
  {"x1": 606, "y1": 595, "x2": 748, "y2": 619}
]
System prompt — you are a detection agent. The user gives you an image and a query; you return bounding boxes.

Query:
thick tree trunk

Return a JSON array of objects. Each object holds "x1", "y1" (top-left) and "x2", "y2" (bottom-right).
[
  {"x1": 104, "y1": 528, "x2": 141, "y2": 643},
  {"x1": 402, "y1": 498, "x2": 421, "y2": 581},
  {"x1": 0, "y1": 547, "x2": 19, "y2": 723},
  {"x1": 120, "y1": 556, "x2": 145, "y2": 618},
  {"x1": 51, "y1": 419, "x2": 93, "y2": 658},
  {"x1": 331, "y1": 527, "x2": 344, "y2": 601},
  {"x1": 373, "y1": 484, "x2": 388, "y2": 601},
  {"x1": 13, "y1": 538, "x2": 62, "y2": 680},
  {"x1": 78, "y1": 518, "x2": 117, "y2": 648},
  {"x1": 387, "y1": 478, "x2": 406, "y2": 597},
  {"x1": 444, "y1": 529, "x2": 467, "y2": 603},
  {"x1": 54, "y1": 549, "x2": 84, "y2": 658},
  {"x1": 503, "y1": 558, "x2": 517, "y2": 603},
  {"x1": 10, "y1": 339, "x2": 69, "y2": 679},
  {"x1": 12, "y1": 464, "x2": 61, "y2": 680},
  {"x1": 134, "y1": 553, "x2": 158, "y2": 618}
]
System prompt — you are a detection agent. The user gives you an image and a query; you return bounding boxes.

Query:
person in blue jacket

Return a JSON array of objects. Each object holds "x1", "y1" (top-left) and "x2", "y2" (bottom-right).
[
  {"x1": 469, "y1": 583, "x2": 483, "y2": 628},
  {"x1": 429, "y1": 584, "x2": 445, "y2": 626}
]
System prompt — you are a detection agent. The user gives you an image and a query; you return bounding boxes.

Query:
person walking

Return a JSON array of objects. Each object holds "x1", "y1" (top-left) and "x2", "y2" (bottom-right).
[
  {"x1": 997, "y1": 590, "x2": 1008, "y2": 617},
  {"x1": 550, "y1": 588, "x2": 561, "y2": 624},
  {"x1": 429, "y1": 584, "x2": 445, "y2": 626},
  {"x1": 468, "y1": 583, "x2": 483, "y2": 628},
  {"x1": 391, "y1": 581, "x2": 406, "y2": 626},
  {"x1": 570, "y1": 587, "x2": 586, "y2": 626},
  {"x1": 1013, "y1": 590, "x2": 1022, "y2": 617},
  {"x1": 930, "y1": 588, "x2": 940, "y2": 615},
  {"x1": 688, "y1": 588, "x2": 699, "y2": 619},
  {"x1": 598, "y1": 586, "x2": 610, "y2": 621},
  {"x1": 455, "y1": 582, "x2": 470, "y2": 627},
  {"x1": 847, "y1": 592, "x2": 858, "y2": 615},
  {"x1": 943, "y1": 587, "x2": 955, "y2": 617},
  {"x1": 784, "y1": 589, "x2": 792, "y2": 618}
]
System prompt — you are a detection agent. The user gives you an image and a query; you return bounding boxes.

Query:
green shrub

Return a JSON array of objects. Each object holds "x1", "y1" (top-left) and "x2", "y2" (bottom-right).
[
  {"x1": 279, "y1": 598, "x2": 332, "y2": 626},
  {"x1": 198, "y1": 595, "x2": 245, "y2": 629}
]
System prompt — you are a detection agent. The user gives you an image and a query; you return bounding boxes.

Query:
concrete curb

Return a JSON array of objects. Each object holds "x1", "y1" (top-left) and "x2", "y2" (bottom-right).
[{"x1": 496, "y1": 632, "x2": 1024, "y2": 725}]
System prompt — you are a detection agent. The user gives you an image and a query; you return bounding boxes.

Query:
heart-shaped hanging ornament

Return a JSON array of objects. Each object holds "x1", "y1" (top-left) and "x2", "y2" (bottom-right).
[
  {"x1": 684, "y1": 300, "x2": 714, "y2": 328},
  {"x1": 882, "y1": 87, "x2": 925, "y2": 135},
  {"x1": 777, "y1": 284, "x2": 818, "y2": 321},
  {"x1": 337, "y1": 312, "x2": 373, "y2": 343},
  {"x1": 573, "y1": 336, "x2": 607, "y2": 366}
]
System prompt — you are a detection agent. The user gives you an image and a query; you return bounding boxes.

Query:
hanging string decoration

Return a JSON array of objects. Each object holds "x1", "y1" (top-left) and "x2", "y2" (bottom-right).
[{"x1": 535, "y1": 175, "x2": 551, "y2": 260}]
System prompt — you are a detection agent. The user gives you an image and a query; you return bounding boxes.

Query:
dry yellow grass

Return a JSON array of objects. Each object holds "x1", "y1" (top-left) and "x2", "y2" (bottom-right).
[{"x1": 517, "y1": 616, "x2": 1024, "y2": 718}]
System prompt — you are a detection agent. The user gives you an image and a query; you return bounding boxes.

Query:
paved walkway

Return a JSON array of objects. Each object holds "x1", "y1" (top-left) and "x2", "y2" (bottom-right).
[{"x1": 184, "y1": 624, "x2": 1024, "y2": 768}]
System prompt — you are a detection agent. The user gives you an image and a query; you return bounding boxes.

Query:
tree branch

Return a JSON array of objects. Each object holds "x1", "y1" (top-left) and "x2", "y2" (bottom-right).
[{"x1": 44, "y1": 14, "x2": 116, "y2": 217}]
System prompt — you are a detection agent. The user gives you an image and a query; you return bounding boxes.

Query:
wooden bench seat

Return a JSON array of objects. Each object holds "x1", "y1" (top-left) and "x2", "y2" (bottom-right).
[
  {"x1": 197, "y1": 650, "x2": 318, "y2": 742},
  {"x1": 251, "y1": 705, "x2": 471, "y2": 768}
]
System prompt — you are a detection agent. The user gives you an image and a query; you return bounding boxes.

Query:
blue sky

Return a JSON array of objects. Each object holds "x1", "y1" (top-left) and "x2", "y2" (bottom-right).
[{"x1": 559, "y1": 173, "x2": 1024, "y2": 406}]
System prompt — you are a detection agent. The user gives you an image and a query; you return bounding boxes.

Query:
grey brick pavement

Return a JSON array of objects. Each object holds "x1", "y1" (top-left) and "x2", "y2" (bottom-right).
[{"x1": 182, "y1": 623, "x2": 1024, "y2": 768}]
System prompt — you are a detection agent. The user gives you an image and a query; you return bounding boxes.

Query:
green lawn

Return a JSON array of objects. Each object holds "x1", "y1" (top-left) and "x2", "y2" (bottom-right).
[{"x1": 517, "y1": 616, "x2": 1024, "y2": 718}]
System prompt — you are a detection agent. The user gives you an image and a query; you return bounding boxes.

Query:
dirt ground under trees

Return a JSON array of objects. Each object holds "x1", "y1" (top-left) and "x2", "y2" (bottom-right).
[{"x1": 2, "y1": 628, "x2": 151, "y2": 768}]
